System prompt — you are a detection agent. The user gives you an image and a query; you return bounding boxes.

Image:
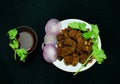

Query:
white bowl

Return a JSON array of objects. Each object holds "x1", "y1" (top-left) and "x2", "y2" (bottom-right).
[{"x1": 53, "y1": 19, "x2": 101, "y2": 72}]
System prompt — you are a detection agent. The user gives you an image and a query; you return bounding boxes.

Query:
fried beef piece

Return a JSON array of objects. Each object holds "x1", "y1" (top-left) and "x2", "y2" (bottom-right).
[
  {"x1": 57, "y1": 28, "x2": 93, "y2": 66},
  {"x1": 57, "y1": 34, "x2": 64, "y2": 42},
  {"x1": 79, "y1": 54, "x2": 89, "y2": 64},
  {"x1": 72, "y1": 54, "x2": 80, "y2": 66},
  {"x1": 61, "y1": 28, "x2": 70, "y2": 38},
  {"x1": 69, "y1": 28, "x2": 77, "y2": 38},
  {"x1": 82, "y1": 45, "x2": 92, "y2": 54},
  {"x1": 58, "y1": 38, "x2": 76, "y2": 57},
  {"x1": 75, "y1": 30, "x2": 82, "y2": 40},
  {"x1": 64, "y1": 55, "x2": 73, "y2": 65},
  {"x1": 76, "y1": 39, "x2": 84, "y2": 54}
]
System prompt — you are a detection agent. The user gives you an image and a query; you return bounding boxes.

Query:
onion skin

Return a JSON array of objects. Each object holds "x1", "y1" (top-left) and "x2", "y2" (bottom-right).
[
  {"x1": 43, "y1": 44, "x2": 58, "y2": 63},
  {"x1": 45, "y1": 19, "x2": 61, "y2": 35},
  {"x1": 41, "y1": 43, "x2": 45, "y2": 50},
  {"x1": 42, "y1": 18, "x2": 61, "y2": 63},
  {"x1": 44, "y1": 33, "x2": 57, "y2": 45}
]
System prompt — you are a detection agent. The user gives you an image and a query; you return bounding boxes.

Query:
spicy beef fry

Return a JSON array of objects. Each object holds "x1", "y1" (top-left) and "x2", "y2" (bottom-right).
[{"x1": 57, "y1": 28, "x2": 93, "y2": 66}]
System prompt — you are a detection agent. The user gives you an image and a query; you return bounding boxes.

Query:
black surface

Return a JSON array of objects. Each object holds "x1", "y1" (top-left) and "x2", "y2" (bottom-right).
[{"x1": 0, "y1": 0, "x2": 120, "y2": 84}]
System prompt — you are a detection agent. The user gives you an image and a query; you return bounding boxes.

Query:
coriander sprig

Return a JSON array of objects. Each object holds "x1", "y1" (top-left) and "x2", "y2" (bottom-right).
[
  {"x1": 73, "y1": 43, "x2": 107, "y2": 75},
  {"x1": 7, "y1": 28, "x2": 28, "y2": 62},
  {"x1": 68, "y1": 22, "x2": 87, "y2": 31},
  {"x1": 68, "y1": 22, "x2": 107, "y2": 75}
]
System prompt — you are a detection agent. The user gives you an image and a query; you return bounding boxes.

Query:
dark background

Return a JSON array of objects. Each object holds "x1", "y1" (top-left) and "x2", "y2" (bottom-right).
[{"x1": 0, "y1": 0, "x2": 120, "y2": 84}]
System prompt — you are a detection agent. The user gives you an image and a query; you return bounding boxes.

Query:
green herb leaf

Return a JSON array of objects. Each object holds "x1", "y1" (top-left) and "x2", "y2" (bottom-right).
[
  {"x1": 9, "y1": 39, "x2": 19, "y2": 50},
  {"x1": 9, "y1": 43, "x2": 15, "y2": 49},
  {"x1": 72, "y1": 23, "x2": 107, "y2": 75},
  {"x1": 91, "y1": 45, "x2": 107, "y2": 64},
  {"x1": 7, "y1": 28, "x2": 28, "y2": 62},
  {"x1": 91, "y1": 24, "x2": 99, "y2": 39},
  {"x1": 91, "y1": 24, "x2": 99, "y2": 35},
  {"x1": 13, "y1": 40, "x2": 19, "y2": 49},
  {"x1": 68, "y1": 22, "x2": 80, "y2": 29},
  {"x1": 7, "y1": 28, "x2": 18, "y2": 40},
  {"x1": 16, "y1": 48, "x2": 28, "y2": 62},
  {"x1": 82, "y1": 31, "x2": 93, "y2": 39},
  {"x1": 68, "y1": 22, "x2": 87, "y2": 31},
  {"x1": 82, "y1": 24, "x2": 99, "y2": 39},
  {"x1": 79, "y1": 22, "x2": 87, "y2": 31}
]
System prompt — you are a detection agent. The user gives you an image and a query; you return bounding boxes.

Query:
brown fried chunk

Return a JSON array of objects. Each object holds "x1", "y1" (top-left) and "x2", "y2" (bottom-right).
[
  {"x1": 69, "y1": 28, "x2": 77, "y2": 38},
  {"x1": 64, "y1": 55, "x2": 73, "y2": 65},
  {"x1": 58, "y1": 37, "x2": 76, "y2": 57},
  {"x1": 57, "y1": 28, "x2": 92, "y2": 66},
  {"x1": 72, "y1": 54, "x2": 80, "y2": 66}
]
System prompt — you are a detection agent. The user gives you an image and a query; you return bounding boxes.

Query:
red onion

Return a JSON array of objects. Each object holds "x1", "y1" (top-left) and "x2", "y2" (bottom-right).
[
  {"x1": 41, "y1": 43, "x2": 45, "y2": 50},
  {"x1": 44, "y1": 33, "x2": 57, "y2": 45},
  {"x1": 45, "y1": 19, "x2": 61, "y2": 35},
  {"x1": 43, "y1": 44, "x2": 58, "y2": 63}
]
